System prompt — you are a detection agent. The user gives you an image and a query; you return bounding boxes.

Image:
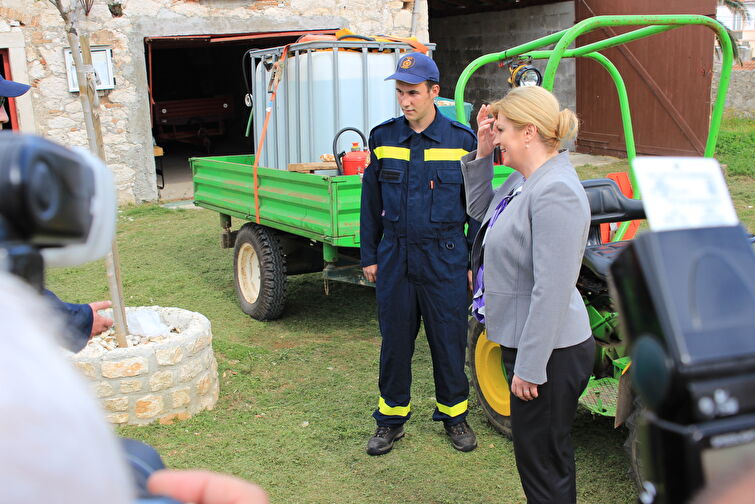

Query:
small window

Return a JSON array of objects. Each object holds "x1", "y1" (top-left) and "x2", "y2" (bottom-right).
[{"x1": 63, "y1": 45, "x2": 115, "y2": 93}]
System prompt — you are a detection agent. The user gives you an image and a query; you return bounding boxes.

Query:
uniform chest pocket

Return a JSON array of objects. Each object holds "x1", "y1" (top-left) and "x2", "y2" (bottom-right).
[
  {"x1": 431, "y1": 168, "x2": 465, "y2": 223},
  {"x1": 378, "y1": 168, "x2": 404, "y2": 222}
]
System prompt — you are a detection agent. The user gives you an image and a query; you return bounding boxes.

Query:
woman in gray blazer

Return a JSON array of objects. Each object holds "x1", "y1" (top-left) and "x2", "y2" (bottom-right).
[{"x1": 461, "y1": 86, "x2": 594, "y2": 504}]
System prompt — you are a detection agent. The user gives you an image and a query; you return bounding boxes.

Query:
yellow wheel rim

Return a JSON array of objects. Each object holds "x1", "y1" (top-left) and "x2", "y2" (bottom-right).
[{"x1": 474, "y1": 329, "x2": 511, "y2": 417}]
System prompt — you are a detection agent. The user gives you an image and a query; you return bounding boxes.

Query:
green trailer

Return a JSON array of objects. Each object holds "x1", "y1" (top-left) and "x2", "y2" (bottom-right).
[{"x1": 191, "y1": 138, "x2": 508, "y2": 321}]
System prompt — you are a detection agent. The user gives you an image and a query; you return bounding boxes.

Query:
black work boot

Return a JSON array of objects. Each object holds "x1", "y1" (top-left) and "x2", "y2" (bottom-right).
[
  {"x1": 444, "y1": 420, "x2": 477, "y2": 452},
  {"x1": 366, "y1": 424, "x2": 405, "y2": 456}
]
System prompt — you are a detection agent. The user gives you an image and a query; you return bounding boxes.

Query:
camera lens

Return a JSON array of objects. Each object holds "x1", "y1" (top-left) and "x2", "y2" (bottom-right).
[{"x1": 28, "y1": 159, "x2": 60, "y2": 222}]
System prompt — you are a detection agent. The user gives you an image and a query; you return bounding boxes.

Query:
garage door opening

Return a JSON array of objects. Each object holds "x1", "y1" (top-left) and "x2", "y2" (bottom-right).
[{"x1": 145, "y1": 30, "x2": 334, "y2": 201}]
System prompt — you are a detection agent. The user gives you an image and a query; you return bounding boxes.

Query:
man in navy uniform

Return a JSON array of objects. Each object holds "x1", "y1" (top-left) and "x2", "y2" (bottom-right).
[{"x1": 360, "y1": 52, "x2": 478, "y2": 455}]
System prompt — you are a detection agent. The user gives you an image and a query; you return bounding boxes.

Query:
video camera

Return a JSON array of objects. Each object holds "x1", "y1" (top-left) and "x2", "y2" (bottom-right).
[
  {"x1": 608, "y1": 158, "x2": 755, "y2": 503},
  {"x1": 0, "y1": 133, "x2": 114, "y2": 290},
  {"x1": 0, "y1": 132, "x2": 180, "y2": 503}
]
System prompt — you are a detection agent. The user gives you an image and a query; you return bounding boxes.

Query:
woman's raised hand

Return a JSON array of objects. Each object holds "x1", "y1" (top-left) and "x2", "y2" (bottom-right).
[{"x1": 475, "y1": 104, "x2": 495, "y2": 160}]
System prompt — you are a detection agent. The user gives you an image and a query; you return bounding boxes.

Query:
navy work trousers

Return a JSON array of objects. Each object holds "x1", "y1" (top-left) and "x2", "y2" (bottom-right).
[{"x1": 373, "y1": 230, "x2": 470, "y2": 426}]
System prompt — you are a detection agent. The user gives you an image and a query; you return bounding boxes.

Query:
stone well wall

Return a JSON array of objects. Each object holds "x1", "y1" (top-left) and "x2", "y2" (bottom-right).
[{"x1": 71, "y1": 307, "x2": 219, "y2": 426}]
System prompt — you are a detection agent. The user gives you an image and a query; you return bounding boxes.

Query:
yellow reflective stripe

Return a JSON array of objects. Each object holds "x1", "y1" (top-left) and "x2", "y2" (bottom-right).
[
  {"x1": 374, "y1": 146, "x2": 410, "y2": 161},
  {"x1": 424, "y1": 148, "x2": 469, "y2": 161},
  {"x1": 378, "y1": 397, "x2": 411, "y2": 417},
  {"x1": 436, "y1": 400, "x2": 468, "y2": 417}
]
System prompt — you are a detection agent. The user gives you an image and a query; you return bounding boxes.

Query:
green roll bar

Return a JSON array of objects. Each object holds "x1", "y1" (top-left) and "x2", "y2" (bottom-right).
[{"x1": 454, "y1": 15, "x2": 733, "y2": 241}]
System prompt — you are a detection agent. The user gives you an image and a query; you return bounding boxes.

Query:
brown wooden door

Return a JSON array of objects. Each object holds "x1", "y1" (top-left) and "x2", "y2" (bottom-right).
[{"x1": 575, "y1": 0, "x2": 717, "y2": 157}]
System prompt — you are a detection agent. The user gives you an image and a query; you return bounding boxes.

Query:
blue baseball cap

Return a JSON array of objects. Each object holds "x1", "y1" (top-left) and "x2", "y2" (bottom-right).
[
  {"x1": 385, "y1": 52, "x2": 439, "y2": 84},
  {"x1": 0, "y1": 75, "x2": 30, "y2": 98}
]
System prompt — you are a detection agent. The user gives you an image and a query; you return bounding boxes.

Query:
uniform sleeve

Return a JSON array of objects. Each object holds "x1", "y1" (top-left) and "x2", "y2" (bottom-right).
[
  {"x1": 461, "y1": 150, "x2": 496, "y2": 222},
  {"x1": 463, "y1": 132, "x2": 480, "y2": 261},
  {"x1": 513, "y1": 181, "x2": 589, "y2": 384},
  {"x1": 360, "y1": 134, "x2": 382, "y2": 267},
  {"x1": 42, "y1": 289, "x2": 93, "y2": 352}
]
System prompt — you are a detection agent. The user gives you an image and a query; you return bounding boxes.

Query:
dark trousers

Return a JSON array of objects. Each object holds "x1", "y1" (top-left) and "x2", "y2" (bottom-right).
[
  {"x1": 373, "y1": 235, "x2": 470, "y2": 426},
  {"x1": 502, "y1": 337, "x2": 594, "y2": 504}
]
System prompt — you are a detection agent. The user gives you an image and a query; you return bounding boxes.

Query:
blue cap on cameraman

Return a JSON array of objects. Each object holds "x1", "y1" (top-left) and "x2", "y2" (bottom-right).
[
  {"x1": 0, "y1": 75, "x2": 30, "y2": 98},
  {"x1": 385, "y1": 52, "x2": 439, "y2": 84}
]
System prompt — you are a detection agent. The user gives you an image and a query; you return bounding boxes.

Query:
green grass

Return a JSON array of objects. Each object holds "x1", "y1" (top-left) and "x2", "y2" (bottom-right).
[
  {"x1": 716, "y1": 115, "x2": 755, "y2": 177},
  {"x1": 47, "y1": 205, "x2": 637, "y2": 504}
]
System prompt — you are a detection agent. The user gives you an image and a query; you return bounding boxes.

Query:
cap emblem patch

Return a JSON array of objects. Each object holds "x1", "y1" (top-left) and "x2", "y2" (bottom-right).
[{"x1": 400, "y1": 56, "x2": 415, "y2": 69}]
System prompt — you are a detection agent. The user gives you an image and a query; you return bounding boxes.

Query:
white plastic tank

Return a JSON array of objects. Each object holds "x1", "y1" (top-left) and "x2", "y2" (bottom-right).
[{"x1": 251, "y1": 42, "x2": 429, "y2": 170}]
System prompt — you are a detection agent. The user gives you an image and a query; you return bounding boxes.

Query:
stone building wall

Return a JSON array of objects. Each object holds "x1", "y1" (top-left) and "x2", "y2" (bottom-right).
[
  {"x1": 712, "y1": 61, "x2": 755, "y2": 118},
  {"x1": 429, "y1": 1, "x2": 576, "y2": 125},
  {"x1": 0, "y1": 0, "x2": 429, "y2": 203}
]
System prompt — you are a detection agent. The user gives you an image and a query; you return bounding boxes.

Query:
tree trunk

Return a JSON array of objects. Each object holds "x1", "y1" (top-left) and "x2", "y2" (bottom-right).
[{"x1": 63, "y1": 18, "x2": 129, "y2": 347}]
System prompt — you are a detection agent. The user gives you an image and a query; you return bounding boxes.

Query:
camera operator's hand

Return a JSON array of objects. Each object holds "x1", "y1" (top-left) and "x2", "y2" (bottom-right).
[
  {"x1": 148, "y1": 469, "x2": 268, "y2": 504},
  {"x1": 89, "y1": 300, "x2": 114, "y2": 336}
]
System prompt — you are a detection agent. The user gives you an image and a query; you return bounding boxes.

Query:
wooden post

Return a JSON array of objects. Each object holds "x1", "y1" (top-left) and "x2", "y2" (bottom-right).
[{"x1": 67, "y1": 32, "x2": 129, "y2": 348}]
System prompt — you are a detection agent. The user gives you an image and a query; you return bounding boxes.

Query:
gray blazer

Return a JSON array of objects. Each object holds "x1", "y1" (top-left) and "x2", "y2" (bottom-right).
[{"x1": 461, "y1": 150, "x2": 591, "y2": 384}]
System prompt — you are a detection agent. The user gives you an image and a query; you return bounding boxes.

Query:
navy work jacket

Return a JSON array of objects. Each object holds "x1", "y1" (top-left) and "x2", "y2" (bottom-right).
[{"x1": 360, "y1": 107, "x2": 478, "y2": 268}]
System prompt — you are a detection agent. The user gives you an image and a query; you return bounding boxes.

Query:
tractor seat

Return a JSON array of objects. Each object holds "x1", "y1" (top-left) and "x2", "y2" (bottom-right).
[
  {"x1": 581, "y1": 178, "x2": 646, "y2": 280},
  {"x1": 582, "y1": 242, "x2": 632, "y2": 280}
]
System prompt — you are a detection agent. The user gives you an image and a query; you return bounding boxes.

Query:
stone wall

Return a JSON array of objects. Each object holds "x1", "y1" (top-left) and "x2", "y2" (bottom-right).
[
  {"x1": 71, "y1": 307, "x2": 219, "y2": 426},
  {"x1": 712, "y1": 61, "x2": 755, "y2": 118},
  {"x1": 0, "y1": 0, "x2": 429, "y2": 203},
  {"x1": 429, "y1": 1, "x2": 575, "y2": 125}
]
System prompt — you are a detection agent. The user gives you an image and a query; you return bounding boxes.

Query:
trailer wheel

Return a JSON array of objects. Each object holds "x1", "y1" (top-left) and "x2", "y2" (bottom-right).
[
  {"x1": 233, "y1": 223, "x2": 287, "y2": 321},
  {"x1": 468, "y1": 318, "x2": 512, "y2": 438}
]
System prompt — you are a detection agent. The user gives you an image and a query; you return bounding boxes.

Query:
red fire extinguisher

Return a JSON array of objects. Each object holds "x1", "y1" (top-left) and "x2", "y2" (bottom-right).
[{"x1": 333, "y1": 127, "x2": 369, "y2": 176}]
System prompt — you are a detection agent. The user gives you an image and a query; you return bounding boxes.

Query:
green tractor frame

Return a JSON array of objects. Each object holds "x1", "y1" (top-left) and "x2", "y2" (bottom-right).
[{"x1": 453, "y1": 14, "x2": 734, "y2": 447}]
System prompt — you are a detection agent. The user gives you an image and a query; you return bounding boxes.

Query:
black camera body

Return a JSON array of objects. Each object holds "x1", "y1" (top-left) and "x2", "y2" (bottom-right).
[
  {"x1": 0, "y1": 133, "x2": 97, "y2": 290},
  {"x1": 610, "y1": 225, "x2": 755, "y2": 503}
]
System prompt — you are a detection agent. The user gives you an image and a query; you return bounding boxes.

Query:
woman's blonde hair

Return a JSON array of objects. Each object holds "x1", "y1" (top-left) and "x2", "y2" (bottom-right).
[{"x1": 490, "y1": 86, "x2": 579, "y2": 150}]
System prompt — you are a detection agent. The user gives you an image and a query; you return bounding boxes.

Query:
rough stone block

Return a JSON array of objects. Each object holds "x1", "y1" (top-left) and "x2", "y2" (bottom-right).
[
  {"x1": 179, "y1": 358, "x2": 203, "y2": 383},
  {"x1": 104, "y1": 396, "x2": 129, "y2": 412},
  {"x1": 191, "y1": 334, "x2": 212, "y2": 354},
  {"x1": 106, "y1": 413, "x2": 130, "y2": 424},
  {"x1": 135, "y1": 395, "x2": 164, "y2": 419},
  {"x1": 172, "y1": 388, "x2": 191, "y2": 408},
  {"x1": 159, "y1": 412, "x2": 191, "y2": 425},
  {"x1": 48, "y1": 116, "x2": 77, "y2": 129},
  {"x1": 102, "y1": 357, "x2": 148, "y2": 378},
  {"x1": 197, "y1": 372, "x2": 212, "y2": 395},
  {"x1": 94, "y1": 381, "x2": 115, "y2": 398},
  {"x1": 74, "y1": 361, "x2": 97, "y2": 379},
  {"x1": 149, "y1": 370, "x2": 175, "y2": 391},
  {"x1": 119, "y1": 379, "x2": 143, "y2": 393}
]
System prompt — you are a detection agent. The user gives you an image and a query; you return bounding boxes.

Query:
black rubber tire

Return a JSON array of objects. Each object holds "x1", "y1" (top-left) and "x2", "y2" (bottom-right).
[
  {"x1": 624, "y1": 399, "x2": 646, "y2": 492},
  {"x1": 233, "y1": 223, "x2": 287, "y2": 321},
  {"x1": 468, "y1": 318, "x2": 513, "y2": 438}
]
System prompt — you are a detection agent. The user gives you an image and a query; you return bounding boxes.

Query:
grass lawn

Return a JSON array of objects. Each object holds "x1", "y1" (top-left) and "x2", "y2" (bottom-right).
[{"x1": 46, "y1": 119, "x2": 753, "y2": 504}]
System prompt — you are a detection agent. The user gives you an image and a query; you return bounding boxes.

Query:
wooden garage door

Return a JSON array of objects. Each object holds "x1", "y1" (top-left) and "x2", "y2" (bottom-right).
[{"x1": 575, "y1": 0, "x2": 717, "y2": 157}]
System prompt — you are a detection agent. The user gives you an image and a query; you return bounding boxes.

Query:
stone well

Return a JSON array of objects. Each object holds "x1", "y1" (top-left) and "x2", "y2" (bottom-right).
[{"x1": 70, "y1": 307, "x2": 219, "y2": 426}]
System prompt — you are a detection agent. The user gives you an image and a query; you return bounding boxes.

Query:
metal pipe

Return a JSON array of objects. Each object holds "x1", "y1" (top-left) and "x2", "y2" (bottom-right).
[
  {"x1": 362, "y1": 47, "x2": 369, "y2": 139},
  {"x1": 334, "y1": 47, "x2": 340, "y2": 142},
  {"x1": 295, "y1": 49, "x2": 301, "y2": 163},
  {"x1": 282, "y1": 52, "x2": 289, "y2": 169},
  {"x1": 308, "y1": 50, "x2": 315, "y2": 161}
]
